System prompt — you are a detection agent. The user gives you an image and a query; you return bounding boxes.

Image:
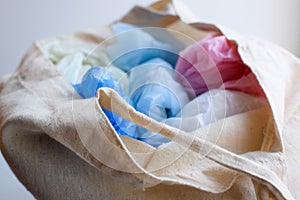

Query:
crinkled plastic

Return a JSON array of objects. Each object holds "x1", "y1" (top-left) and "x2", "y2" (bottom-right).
[
  {"x1": 106, "y1": 66, "x2": 129, "y2": 94},
  {"x1": 42, "y1": 40, "x2": 108, "y2": 64},
  {"x1": 42, "y1": 40, "x2": 129, "y2": 93},
  {"x1": 74, "y1": 67, "x2": 137, "y2": 138},
  {"x1": 55, "y1": 52, "x2": 91, "y2": 84},
  {"x1": 128, "y1": 58, "x2": 190, "y2": 146},
  {"x1": 165, "y1": 89, "x2": 266, "y2": 131},
  {"x1": 106, "y1": 22, "x2": 180, "y2": 71},
  {"x1": 143, "y1": 89, "x2": 266, "y2": 147},
  {"x1": 129, "y1": 58, "x2": 190, "y2": 121},
  {"x1": 174, "y1": 35, "x2": 265, "y2": 97}
]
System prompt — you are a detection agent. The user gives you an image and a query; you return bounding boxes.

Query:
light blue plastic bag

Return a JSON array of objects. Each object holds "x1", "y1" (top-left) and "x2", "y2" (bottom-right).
[
  {"x1": 106, "y1": 23, "x2": 180, "y2": 71},
  {"x1": 129, "y1": 58, "x2": 190, "y2": 147}
]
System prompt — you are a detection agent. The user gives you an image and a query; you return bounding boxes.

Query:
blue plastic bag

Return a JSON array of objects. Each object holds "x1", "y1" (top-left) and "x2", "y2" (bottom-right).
[
  {"x1": 73, "y1": 67, "x2": 137, "y2": 138},
  {"x1": 106, "y1": 22, "x2": 179, "y2": 71},
  {"x1": 128, "y1": 58, "x2": 190, "y2": 147}
]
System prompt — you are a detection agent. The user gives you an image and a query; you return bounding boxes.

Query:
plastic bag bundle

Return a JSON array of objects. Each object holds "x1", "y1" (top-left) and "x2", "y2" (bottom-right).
[{"x1": 65, "y1": 34, "x2": 265, "y2": 148}]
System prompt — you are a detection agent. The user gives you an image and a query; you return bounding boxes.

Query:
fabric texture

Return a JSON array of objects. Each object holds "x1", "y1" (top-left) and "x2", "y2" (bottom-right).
[{"x1": 0, "y1": 1, "x2": 299, "y2": 200}]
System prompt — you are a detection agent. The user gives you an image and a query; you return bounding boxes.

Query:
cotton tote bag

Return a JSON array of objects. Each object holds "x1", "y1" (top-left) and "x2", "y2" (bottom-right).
[{"x1": 1, "y1": 0, "x2": 300, "y2": 199}]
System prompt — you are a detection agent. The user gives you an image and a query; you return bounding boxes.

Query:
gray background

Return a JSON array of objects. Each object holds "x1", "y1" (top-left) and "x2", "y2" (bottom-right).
[{"x1": 0, "y1": 0, "x2": 299, "y2": 199}]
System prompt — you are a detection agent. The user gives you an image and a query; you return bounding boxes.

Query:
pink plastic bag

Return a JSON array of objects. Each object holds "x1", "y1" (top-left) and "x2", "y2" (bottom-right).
[{"x1": 174, "y1": 35, "x2": 265, "y2": 97}]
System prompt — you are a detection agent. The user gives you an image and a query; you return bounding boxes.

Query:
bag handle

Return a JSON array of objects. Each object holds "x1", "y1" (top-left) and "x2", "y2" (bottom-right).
[{"x1": 96, "y1": 88, "x2": 294, "y2": 200}]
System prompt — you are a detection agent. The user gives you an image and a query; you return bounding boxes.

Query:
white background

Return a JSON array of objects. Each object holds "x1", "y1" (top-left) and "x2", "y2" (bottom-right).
[{"x1": 0, "y1": 0, "x2": 299, "y2": 199}]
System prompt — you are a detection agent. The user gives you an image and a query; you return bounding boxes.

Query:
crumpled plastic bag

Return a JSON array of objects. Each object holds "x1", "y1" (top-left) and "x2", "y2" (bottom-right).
[
  {"x1": 164, "y1": 89, "x2": 266, "y2": 131},
  {"x1": 129, "y1": 58, "x2": 190, "y2": 121},
  {"x1": 42, "y1": 40, "x2": 129, "y2": 93},
  {"x1": 142, "y1": 89, "x2": 266, "y2": 147},
  {"x1": 174, "y1": 35, "x2": 265, "y2": 97},
  {"x1": 74, "y1": 67, "x2": 137, "y2": 138},
  {"x1": 128, "y1": 58, "x2": 190, "y2": 146},
  {"x1": 106, "y1": 22, "x2": 181, "y2": 71}
]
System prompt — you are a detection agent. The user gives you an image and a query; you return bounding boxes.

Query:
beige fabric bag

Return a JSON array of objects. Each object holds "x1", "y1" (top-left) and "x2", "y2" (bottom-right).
[{"x1": 1, "y1": 1, "x2": 300, "y2": 199}]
